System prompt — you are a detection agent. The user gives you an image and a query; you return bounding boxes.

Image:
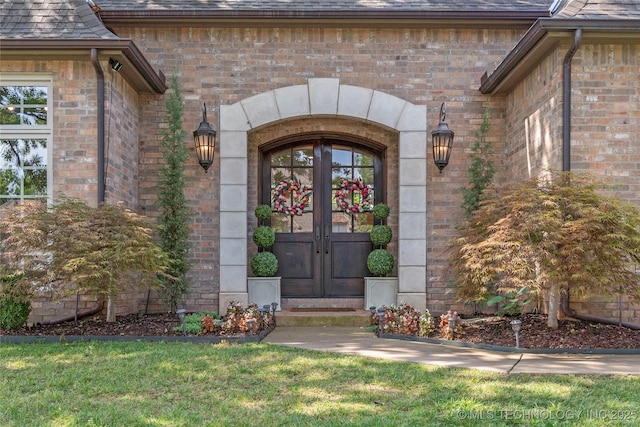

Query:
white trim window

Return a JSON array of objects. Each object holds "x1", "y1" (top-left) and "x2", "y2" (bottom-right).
[{"x1": 0, "y1": 74, "x2": 52, "y2": 206}]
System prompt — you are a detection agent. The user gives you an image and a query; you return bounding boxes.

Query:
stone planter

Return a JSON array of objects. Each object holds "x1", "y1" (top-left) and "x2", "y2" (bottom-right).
[
  {"x1": 248, "y1": 277, "x2": 281, "y2": 311},
  {"x1": 364, "y1": 277, "x2": 398, "y2": 309}
]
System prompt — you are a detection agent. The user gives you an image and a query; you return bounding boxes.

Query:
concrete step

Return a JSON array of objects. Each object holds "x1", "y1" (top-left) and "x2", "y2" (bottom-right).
[{"x1": 275, "y1": 309, "x2": 374, "y2": 327}]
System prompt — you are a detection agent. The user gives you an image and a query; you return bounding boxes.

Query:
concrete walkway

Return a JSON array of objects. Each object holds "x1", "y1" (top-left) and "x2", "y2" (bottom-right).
[{"x1": 263, "y1": 326, "x2": 640, "y2": 375}]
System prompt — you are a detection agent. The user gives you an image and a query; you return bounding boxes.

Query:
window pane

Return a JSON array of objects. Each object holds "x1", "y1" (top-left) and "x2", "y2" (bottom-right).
[
  {"x1": 271, "y1": 149, "x2": 291, "y2": 167},
  {"x1": 0, "y1": 86, "x2": 48, "y2": 126},
  {"x1": 23, "y1": 169, "x2": 47, "y2": 196},
  {"x1": 0, "y1": 138, "x2": 48, "y2": 199},
  {"x1": 0, "y1": 197, "x2": 20, "y2": 207}
]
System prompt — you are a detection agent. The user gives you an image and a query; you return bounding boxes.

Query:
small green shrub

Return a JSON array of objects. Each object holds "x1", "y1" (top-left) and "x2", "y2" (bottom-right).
[
  {"x1": 370, "y1": 225, "x2": 392, "y2": 246},
  {"x1": 0, "y1": 297, "x2": 31, "y2": 330},
  {"x1": 250, "y1": 252, "x2": 278, "y2": 277},
  {"x1": 253, "y1": 226, "x2": 275, "y2": 248},
  {"x1": 255, "y1": 204, "x2": 272, "y2": 222},
  {"x1": 173, "y1": 311, "x2": 221, "y2": 335},
  {"x1": 372, "y1": 203, "x2": 390, "y2": 220},
  {"x1": 0, "y1": 272, "x2": 31, "y2": 330},
  {"x1": 486, "y1": 286, "x2": 534, "y2": 316},
  {"x1": 367, "y1": 249, "x2": 394, "y2": 276}
]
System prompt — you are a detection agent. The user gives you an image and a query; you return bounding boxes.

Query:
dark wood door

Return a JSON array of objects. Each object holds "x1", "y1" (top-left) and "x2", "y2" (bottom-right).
[{"x1": 264, "y1": 139, "x2": 382, "y2": 298}]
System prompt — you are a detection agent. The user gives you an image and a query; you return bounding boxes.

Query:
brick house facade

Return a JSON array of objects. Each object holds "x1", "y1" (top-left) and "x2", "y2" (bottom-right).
[{"x1": 2, "y1": 0, "x2": 640, "y2": 324}]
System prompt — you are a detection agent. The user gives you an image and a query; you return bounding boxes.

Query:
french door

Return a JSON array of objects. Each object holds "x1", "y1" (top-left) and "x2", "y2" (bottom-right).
[{"x1": 262, "y1": 139, "x2": 383, "y2": 298}]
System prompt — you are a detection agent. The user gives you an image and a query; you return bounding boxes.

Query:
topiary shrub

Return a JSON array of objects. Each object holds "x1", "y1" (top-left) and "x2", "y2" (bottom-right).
[
  {"x1": 253, "y1": 225, "x2": 275, "y2": 248},
  {"x1": 372, "y1": 203, "x2": 390, "y2": 220},
  {"x1": 255, "y1": 204, "x2": 272, "y2": 223},
  {"x1": 0, "y1": 298, "x2": 31, "y2": 330},
  {"x1": 250, "y1": 252, "x2": 279, "y2": 277},
  {"x1": 367, "y1": 249, "x2": 394, "y2": 277},
  {"x1": 370, "y1": 225, "x2": 392, "y2": 246}
]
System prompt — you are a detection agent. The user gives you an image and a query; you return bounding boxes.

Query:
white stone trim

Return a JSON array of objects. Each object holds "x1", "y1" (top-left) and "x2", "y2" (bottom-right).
[{"x1": 219, "y1": 78, "x2": 428, "y2": 313}]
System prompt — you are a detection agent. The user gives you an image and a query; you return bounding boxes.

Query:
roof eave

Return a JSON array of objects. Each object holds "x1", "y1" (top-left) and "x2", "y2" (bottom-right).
[
  {"x1": 480, "y1": 18, "x2": 640, "y2": 95},
  {"x1": 0, "y1": 39, "x2": 166, "y2": 94},
  {"x1": 98, "y1": 9, "x2": 549, "y2": 28}
]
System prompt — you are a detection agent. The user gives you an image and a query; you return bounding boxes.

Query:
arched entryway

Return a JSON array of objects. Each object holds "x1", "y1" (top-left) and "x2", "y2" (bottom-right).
[{"x1": 218, "y1": 78, "x2": 428, "y2": 312}]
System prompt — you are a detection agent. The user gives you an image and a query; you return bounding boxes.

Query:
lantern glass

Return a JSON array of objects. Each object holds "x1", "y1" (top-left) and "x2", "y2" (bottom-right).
[
  {"x1": 431, "y1": 103, "x2": 454, "y2": 173},
  {"x1": 193, "y1": 103, "x2": 217, "y2": 173}
]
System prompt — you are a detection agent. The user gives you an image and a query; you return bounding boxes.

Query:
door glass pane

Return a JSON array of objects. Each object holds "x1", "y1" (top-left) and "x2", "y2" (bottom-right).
[
  {"x1": 292, "y1": 147, "x2": 313, "y2": 167},
  {"x1": 271, "y1": 213, "x2": 290, "y2": 233},
  {"x1": 271, "y1": 150, "x2": 291, "y2": 167},
  {"x1": 332, "y1": 211, "x2": 351, "y2": 233},
  {"x1": 270, "y1": 146, "x2": 314, "y2": 234},
  {"x1": 330, "y1": 146, "x2": 376, "y2": 233},
  {"x1": 332, "y1": 147, "x2": 351, "y2": 166},
  {"x1": 292, "y1": 212, "x2": 313, "y2": 233},
  {"x1": 355, "y1": 213, "x2": 374, "y2": 232}
]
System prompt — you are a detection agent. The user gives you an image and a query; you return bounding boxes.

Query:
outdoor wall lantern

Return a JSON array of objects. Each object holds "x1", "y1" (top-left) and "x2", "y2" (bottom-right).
[
  {"x1": 431, "y1": 102, "x2": 454, "y2": 173},
  {"x1": 193, "y1": 103, "x2": 217, "y2": 173}
]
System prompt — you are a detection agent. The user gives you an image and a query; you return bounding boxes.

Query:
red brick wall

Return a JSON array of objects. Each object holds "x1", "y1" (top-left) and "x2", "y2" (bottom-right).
[
  {"x1": 505, "y1": 41, "x2": 640, "y2": 323},
  {"x1": 116, "y1": 25, "x2": 521, "y2": 317}
]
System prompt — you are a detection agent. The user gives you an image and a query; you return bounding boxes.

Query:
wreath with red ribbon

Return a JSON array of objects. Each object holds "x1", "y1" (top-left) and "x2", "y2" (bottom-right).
[
  {"x1": 272, "y1": 180, "x2": 312, "y2": 216},
  {"x1": 334, "y1": 178, "x2": 374, "y2": 215}
]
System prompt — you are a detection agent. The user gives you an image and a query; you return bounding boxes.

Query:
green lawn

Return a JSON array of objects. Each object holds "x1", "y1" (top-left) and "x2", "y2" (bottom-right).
[{"x1": 1, "y1": 341, "x2": 638, "y2": 426}]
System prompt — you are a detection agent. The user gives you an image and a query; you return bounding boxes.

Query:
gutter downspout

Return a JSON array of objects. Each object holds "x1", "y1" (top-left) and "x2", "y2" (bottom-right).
[
  {"x1": 54, "y1": 48, "x2": 108, "y2": 323},
  {"x1": 90, "y1": 48, "x2": 106, "y2": 205},
  {"x1": 559, "y1": 30, "x2": 640, "y2": 329},
  {"x1": 562, "y1": 28, "x2": 581, "y2": 173}
]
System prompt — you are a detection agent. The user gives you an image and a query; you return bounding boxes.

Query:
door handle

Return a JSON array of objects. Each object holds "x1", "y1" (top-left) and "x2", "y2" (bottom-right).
[
  {"x1": 324, "y1": 225, "x2": 330, "y2": 254},
  {"x1": 315, "y1": 225, "x2": 321, "y2": 254}
]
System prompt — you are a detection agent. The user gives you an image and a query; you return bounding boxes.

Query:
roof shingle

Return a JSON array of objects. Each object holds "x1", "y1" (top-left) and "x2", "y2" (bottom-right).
[
  {"x1": 553, "y1": 0, "x2": 640, "y2": 19},
  {"x1": 0, "y1": 0, "x2": 118, "y2": 39}
]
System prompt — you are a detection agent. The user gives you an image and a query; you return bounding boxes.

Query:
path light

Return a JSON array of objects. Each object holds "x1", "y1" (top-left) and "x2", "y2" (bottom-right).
[
  {"x1": 448, "y1": 316, "x2": 457, "y2": 340},
  {"x1": 193, "y1": 103, "x2": 217, "y2": 173},
  {"x1": 257, "y1": 306, "x2": 268, "y2": 329},
  {"x1": 431, "y1": 102, "x2": 454, "y2": 173},
  {"x1": 247, "y1": 318, "x2": 256, "y2": 336},
  {"x1": 510, "y1": 319, "x2": 522, "y2": 348},
  {"x1": 176, "y1": 308, "x2": 187, "y2": 336},
  {"x1": 369, "y1": 306, "x2": 377, "y2": 316},
  {"x1": 376, "y1": 307, "x2": 385, "y2": 335}
]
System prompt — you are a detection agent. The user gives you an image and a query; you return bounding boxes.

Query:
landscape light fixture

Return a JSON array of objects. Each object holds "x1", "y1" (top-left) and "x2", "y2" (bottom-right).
[
  {"x1": 193, "y1": 103, "x2": 217, "y2": 173},
  {"x1": 510, "y1": 319, "x2": 522, "y2": 348},
  {"x1": 377, "y1": 307, "x2": 385, "y2": 335},
  {"x1": 431, "y1": 102, "x2": 454, "y2": 173},
  {"x1": 176, "y1": 308, "x2": 187, "y2": 336},
  {"x1": 448, "y1": 316, "x2": 457, "y2": 340}
]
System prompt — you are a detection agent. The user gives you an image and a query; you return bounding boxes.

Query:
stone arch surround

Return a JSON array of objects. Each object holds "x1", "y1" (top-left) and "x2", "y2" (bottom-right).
[{"x1": 218, "y1": 78, "x2": 428, "y2": 312}]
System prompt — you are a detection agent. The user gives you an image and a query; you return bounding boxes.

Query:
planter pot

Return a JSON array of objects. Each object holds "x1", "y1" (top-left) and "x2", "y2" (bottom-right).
[
  {"x1": 248, "y1": 277, "x2": 281, "y2": 311},
  {"x1": 364, "y1": 277, "x2": 398, "y2": 309}
]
